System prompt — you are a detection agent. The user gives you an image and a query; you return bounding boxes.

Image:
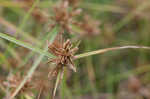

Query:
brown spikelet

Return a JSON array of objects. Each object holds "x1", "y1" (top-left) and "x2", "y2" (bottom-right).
[
  {"x1": 47, "y1": 34, "x2": 78, "y2": 99},
  {"x1": 48, "y1": 37, "x2": 78, "y2": 77},
  {"x1": 14, "y1": 0, "x2": 48, "y2": 23},
  {"x1": 50, "y1": 1, "x2": 81, "y2": 33}
]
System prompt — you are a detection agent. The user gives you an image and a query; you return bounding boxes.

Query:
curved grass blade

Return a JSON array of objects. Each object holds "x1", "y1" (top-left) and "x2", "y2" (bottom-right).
[{"x1": 75, "y1": 46, "x2": 150, "y2": 59}]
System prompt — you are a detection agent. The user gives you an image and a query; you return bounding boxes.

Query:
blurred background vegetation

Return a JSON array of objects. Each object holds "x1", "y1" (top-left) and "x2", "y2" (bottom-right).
[{"x1": 0, "y1": 0, "x2": 150, "y2": 99}]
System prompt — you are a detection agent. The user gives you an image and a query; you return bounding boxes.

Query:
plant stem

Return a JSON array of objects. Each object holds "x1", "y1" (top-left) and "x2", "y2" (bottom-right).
[
  {"x1": 52, "y1": 70, "x2": 62, "y2": 99},
  {"x1": 75, "y1": 46, "x2": 150, "y2": 59}
]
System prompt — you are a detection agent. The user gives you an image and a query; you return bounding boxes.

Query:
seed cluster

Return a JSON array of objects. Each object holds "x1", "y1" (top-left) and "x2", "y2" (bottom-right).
[
  {"x1": 48, "y1": 39, "x2": 78, "y2": 78},
  {"x1": 2, "y1": 0, "x2": 101, "y2": 98},
  {"x1": 50, "y1": 0, "x2": 100, "y2": 36},
  {"x1": 3, "y1": 73, "x2": 32, "y2": 96},
  {"x1": 50, "y1": 1, "x2": 81, "y2": 33}
]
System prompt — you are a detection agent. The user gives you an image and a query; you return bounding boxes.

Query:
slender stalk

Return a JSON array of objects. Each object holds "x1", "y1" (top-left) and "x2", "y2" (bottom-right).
[
  {"x1": 75, "y1": 46, "x2": 150, "y2": 59},
  {"x1": 52, "y1": 70, "x2": 62, "y2": 99},
  {"x1": 37, "y1": 86, "x2": 44, "y2": 99}
]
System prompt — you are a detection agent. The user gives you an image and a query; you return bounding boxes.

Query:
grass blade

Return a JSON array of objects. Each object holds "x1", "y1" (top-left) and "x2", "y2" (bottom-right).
[
  {"x1": 75, "y1": 46, "x2": 150, "y2": 59},
  {"x1": 0, "y1": 32, "x2": 54, "y2": 58},
  {"x1": 9, "y1": 27, "x2": 58, "y2": 98}
]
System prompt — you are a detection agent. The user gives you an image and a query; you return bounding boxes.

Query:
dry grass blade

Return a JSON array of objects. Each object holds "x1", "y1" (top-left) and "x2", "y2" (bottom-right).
[{"x1": 75, "y1": 46, "x2": 150, "y2": 59}]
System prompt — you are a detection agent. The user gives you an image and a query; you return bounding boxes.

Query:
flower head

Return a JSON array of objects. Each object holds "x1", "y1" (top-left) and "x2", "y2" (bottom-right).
[
  {"x1": 3, "y1": 73, "x2": 33, "y2": 96},
  {"x1": 50, "y1": 1, "x2": 81, "y2": 33},
  {"x1": 48, "y1": 36, "x2": 78, "y2": 78}
]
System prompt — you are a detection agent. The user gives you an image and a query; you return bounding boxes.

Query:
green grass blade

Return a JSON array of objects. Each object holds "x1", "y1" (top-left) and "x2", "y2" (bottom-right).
[
  {"x1": 0, "y1": 32, "x2": 54, "y2": 58},
  {"x1": 20, "y1": 31, "x2": 55, "y2": 67},
  {"x1": 16, "y1": 0, "x2": 40, "y2": 34},
  {"x1": 9, "y1": 27, "x2": 58, "y2": 98}
]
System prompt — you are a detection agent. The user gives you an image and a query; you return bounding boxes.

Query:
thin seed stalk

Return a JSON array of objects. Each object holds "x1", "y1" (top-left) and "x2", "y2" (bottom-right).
[
  {"x1": 52, "y1": 69, "x2": 64, "y2": 99},
  {"x1": 75, "y1": 46, "x2": 150, "y2": 59}
]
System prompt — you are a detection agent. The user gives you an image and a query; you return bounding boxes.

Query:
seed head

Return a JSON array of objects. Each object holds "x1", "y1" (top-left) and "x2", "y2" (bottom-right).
[
  {"x1": 48, "y1": 37, "x2": 78, "y2": 78},
  {"x1": 3, "y1": 73, "x2": 33, "y2": 96},
  {"x1": 50, "y1": 1, "x2": 81, "y2": 33}
]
